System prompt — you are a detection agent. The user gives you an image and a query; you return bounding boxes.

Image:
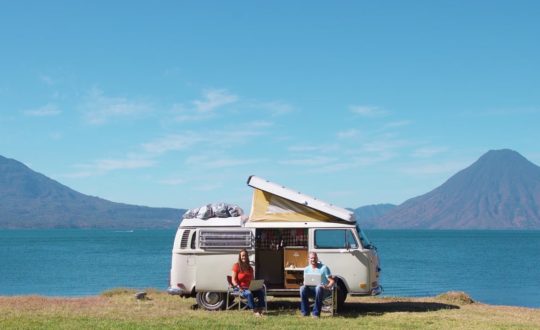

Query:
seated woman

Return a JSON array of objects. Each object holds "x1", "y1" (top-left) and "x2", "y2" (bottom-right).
[{"x1": 231, "y1": 249, "x2": 266, "y2": 316}]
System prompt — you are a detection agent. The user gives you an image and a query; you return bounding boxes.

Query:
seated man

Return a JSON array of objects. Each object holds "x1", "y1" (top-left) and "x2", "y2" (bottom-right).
[{"x1": 300, "y1": 251, "x2": 335, "y2": 318}]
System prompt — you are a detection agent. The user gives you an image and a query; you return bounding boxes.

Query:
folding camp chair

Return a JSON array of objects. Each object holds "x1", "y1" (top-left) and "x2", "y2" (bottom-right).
[
  {"x1": 322, "y1": 283, "x2": 338, "y2": 315},
  {"x1": 226, "y1": 276, "x2": 248, "y2": 310},
  {"x1": 225, "y1": 276, "x2": 267, "y2": 312},
  {"x1": 308, "y1": 278, "x2": 338, "y2": 316}
]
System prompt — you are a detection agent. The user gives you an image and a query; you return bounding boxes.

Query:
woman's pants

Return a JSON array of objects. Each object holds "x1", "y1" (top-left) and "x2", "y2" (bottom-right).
[{"x1": 238, "y1": 288, "x2": 266, "y2": 310}]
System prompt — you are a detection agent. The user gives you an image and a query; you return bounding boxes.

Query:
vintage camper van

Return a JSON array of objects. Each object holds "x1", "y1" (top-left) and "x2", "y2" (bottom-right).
[{"x1": 168, "y1": 176, "x2": 382, "y2": 310}]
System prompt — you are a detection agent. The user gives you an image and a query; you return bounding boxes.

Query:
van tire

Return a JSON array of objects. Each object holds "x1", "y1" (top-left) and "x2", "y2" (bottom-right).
[
  {"x1": 195, "y1": 291, "x2": 226, "y2": 311},
  {"x1": 336, "y1": 282, "x2": 347, "y2": 310}
]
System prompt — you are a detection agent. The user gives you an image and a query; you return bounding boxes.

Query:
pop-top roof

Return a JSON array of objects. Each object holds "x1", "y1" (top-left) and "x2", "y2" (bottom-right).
[{"x1": 247, "y1": 175, "x2": 355, "y2": 223}]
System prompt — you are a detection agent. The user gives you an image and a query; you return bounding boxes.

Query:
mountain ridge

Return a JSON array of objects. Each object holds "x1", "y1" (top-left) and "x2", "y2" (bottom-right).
[
  {"x1": 0, "y1": 155, "x2": 184, "y2": 229},
  {"x1": 3, "y1": 149, "x2": 540, "y2": 229},
  {"x1": 364, "y1": 149, "x2": 540, "y2": 229}
]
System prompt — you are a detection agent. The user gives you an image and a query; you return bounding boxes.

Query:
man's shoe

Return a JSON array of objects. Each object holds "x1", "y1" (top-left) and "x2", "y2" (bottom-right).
[{"x1": 312, "y1": 314, "x2": 320, "y2": 319}]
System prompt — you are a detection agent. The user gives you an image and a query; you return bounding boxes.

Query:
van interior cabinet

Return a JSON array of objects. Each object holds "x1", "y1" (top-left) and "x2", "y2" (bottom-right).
[
  {"x1": 283, "y1": 247, "x2": 308, "y2": 289},
  {"x1": 255, "y1": 228, "x2": 309, "y2": 289}
]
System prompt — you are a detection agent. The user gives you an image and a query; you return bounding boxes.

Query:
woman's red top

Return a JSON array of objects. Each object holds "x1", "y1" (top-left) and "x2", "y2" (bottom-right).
[{"x1": 232, "y1": 263, "x2": 253, "y2": 288}]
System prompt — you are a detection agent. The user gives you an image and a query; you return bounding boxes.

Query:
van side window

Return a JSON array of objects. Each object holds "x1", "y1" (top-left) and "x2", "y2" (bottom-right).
[
  {"x1": 314, "y1": 229, "x2": 358, "y2": 249},
  {"x1": 199, "y1": 230, "x2": 253, "y2": 249}
]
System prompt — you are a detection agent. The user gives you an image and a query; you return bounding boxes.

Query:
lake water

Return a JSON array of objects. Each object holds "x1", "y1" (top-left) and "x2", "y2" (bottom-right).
[{"x1": 0, "y1": 229, "x2": 538, "y2": 308}]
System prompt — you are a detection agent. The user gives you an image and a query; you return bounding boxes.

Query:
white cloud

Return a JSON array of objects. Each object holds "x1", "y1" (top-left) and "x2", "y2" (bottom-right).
[
  {"x1": 193, "y1": 89, "x2": 238, "y2": 113},
  {"x1": 141, "y1": 128, "x2": 265, "y2": 156},
  {"x1": 23, "y1": 104, "x2": 61, "y2": 117},
  {"x1": 171, "y1": 89, "x2": 238, "y2": 122},
  {"x1": 80, "y1": 87, "x2": 152, "y2": 125},
  {"x1": 350, "y1": 105, "x2": 387, "y2": 117}
]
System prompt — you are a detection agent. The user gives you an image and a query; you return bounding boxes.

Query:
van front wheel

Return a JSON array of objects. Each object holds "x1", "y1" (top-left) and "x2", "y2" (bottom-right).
[
  {"x1": 336, "y1": 282, "x2": 347, "y2": 310},
  {"x1": 196, "y1": 291, "x2": 226, "y2": 311}
]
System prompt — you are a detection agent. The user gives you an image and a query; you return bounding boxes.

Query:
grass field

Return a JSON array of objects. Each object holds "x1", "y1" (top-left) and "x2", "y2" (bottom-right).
[{"x1": 1, "y1": 289, "x2": 539, "y2": 329}]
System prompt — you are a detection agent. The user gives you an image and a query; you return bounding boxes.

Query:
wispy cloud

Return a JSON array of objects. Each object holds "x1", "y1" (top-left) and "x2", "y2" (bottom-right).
[
  {"x1": 63, "y1": 156, "x2": 156, "y2": 178},
  {"x1": 23, "y1": 104, "x2": 61, "y2": 117},
  {"x1": 193, "y1": 89, "x2": 238, "y2": 113},
  {"x1": 171, "y1": 89, "x2": 238, "y2": 122},
  {"x1": 80, "y1": 87, "x2": 152, "y2": 125},
  {"x1": 350, "y1": 105, "x2": 387, "y2": 117},
  {"x1": 142, "y1": 128, "x2": 266, "y2": 156}
]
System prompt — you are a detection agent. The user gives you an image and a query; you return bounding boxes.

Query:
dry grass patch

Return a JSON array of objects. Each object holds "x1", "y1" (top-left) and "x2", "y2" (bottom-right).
[{"x1": 1, "y1": 290, "x2": 539, "y2": 329}]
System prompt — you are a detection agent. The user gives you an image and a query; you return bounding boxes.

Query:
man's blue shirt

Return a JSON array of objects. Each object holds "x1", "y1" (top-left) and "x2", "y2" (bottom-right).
[{"x1": 304, "y1": 263, "x2": 331, "y2": 285}]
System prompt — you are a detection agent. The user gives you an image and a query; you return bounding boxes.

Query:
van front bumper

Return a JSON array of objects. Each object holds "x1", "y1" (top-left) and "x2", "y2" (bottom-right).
[
  {"x1": 167, "y1": 287, "x2": 186, "y2": 295},
  {"x1": 371, "y1": 285, "x2": 383, "y2": 296}
]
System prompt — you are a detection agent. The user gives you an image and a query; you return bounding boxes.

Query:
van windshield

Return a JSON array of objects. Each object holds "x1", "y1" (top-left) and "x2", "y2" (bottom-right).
[{"x1": 356, "y1": 225, "x2": 375, "y2": 250}]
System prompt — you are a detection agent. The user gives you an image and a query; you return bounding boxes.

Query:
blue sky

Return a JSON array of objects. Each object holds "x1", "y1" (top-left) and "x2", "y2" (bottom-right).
[{"x1": 1, "y1": 1, "x2": 539, "y2": 211}]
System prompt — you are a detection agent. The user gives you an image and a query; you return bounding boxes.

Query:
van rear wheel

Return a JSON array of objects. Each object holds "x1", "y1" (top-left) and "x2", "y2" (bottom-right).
[{"x1": 196, "y1": 291, "x2": 226, "y2": 311}]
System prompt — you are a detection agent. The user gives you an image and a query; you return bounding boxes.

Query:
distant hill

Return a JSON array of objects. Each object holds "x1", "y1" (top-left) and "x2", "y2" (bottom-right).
[
  {"x1": 365, "y1": 149, "x2": 540, "y2": 229},
  {"x1": 353, "y1": 204, "x2": 396, "y2": 223},
  {"x1": 0, "y1": 155, "x2": 185, "y2": 229}
]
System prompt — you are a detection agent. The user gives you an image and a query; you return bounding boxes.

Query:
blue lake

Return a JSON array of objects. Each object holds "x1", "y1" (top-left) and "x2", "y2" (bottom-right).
[{"x1": 0, "y1": 229, "x2": 538, "y2": 308}]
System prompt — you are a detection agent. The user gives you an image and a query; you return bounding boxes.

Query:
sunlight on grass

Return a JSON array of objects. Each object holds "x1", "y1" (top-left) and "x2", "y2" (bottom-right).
[{"x1": 1, "y1": 290, "x2": 539, "y2": 329}]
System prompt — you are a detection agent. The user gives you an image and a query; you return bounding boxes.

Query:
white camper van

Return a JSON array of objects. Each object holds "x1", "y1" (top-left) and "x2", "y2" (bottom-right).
[{"x1": 168, "y1": 176, "x2": 382, "y2": 311}]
